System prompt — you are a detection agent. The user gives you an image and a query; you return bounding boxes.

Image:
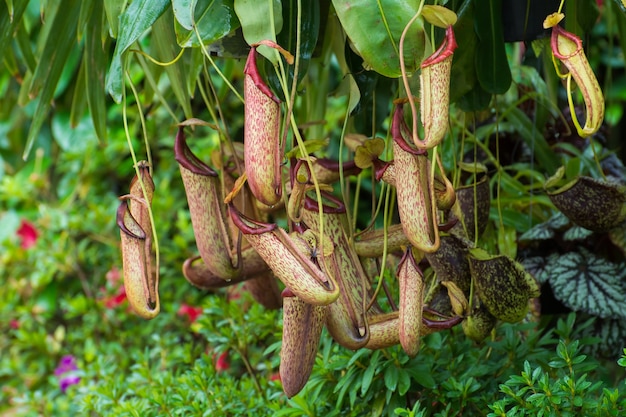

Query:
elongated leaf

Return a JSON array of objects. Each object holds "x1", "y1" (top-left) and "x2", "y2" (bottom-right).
[
  {"x1": 70, "y1": 57, "x2": 88, "y2": 128},
  {"x1": 611, "y1": 0, "x2": 626, "y2": 80},
  {"x1": 174, "y1": 0, "x2": 240, "y2": 47},
  {"x1": 103, "y1": 0, "x2": 126, "y2": 38},
  {"x1": 449, "y1": 0, "x2": 477, "y2": 104},
  {"x1": 549, "y1": 249, "x2": 626, "y2": 319},
  {"x1": 474, "y1": 0, "x2": 511, "y2": 94},
  {"x1": 575, "y1": 0, "x2": 600, "y2": 33},
  {"x1": 0, "y1": 1, "x2": 27, "y2": 58},
  {"x1": 16, "y1": 20, "x2": 37, "y2": 73},
  {"x1": 106, "y1": 0, "x2": 170, "y2": 102},
  {"x1": 504, "y1": 107, "x2": 560, "y2": 174},
  {"x1": 84, "y1": 1, "x2": 108, "y2": 142},
  {"x1": 77, "y1": 0, "x2": 94, "y2": 41},
  {"x1": 265, "y1": 0, "x2": 319, "y2": 89},
  {"x1": 172, "y1": 0, "x2": 197, "y2": 30},
  {"x1": 234, "y1": 0, "x2": 283, "y2": 63},
  {"x1": 152, "y1": 8, "x2": 192, "y2": 118},
  {"x1": 332, "y1": 0, "x2": 425, "y2": 78},
  {"x1": 24, "y1": 0, "x2": 82, "y2": 160}
]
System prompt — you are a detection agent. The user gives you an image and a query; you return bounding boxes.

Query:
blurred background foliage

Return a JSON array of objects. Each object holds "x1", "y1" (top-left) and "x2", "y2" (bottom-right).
[{"x1": 1, "y1": 0, "x2": 626, "y2": 416}]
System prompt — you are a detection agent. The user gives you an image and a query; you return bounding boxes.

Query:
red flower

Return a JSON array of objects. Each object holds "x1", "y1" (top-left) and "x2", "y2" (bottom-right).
[
  {"x1": 214, "y1": 352, "x2": 230, "y2": 372},
  {"x1": 99, "y1": 267, "x2": 127, "y2": 309},
  {"x1": 10, "y1": 319, "x2": 19, "y2": 329},
  {"x1": 270, "y1": 372, "x2": 281, "y2": 382},
  {"x1": 177, "y1": 304, "x2": 203, "y2": 323},
  {"x1": 16, "y1": 220, "x2": 39, "y2": 249},
  {"x1": 103, "y1": 287, "x2": 127, "y2": 308}
]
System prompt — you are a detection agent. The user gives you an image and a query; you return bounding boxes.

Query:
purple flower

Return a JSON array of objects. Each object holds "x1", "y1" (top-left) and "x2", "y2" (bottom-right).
[
  {"x1": 54, "y1": 355, "x2": 81, "y2": 392},
  {"x1": 54, "y1": 355, "x2": 78, "y2": 376},
  {"x1": 59, "y1": 374, "x2": 81, "y2": 393}
]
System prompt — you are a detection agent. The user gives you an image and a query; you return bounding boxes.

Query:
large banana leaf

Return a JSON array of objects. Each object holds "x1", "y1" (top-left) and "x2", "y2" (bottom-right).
[{"x1": 332, "y1": 0, "x2": 425, "y2": 78}]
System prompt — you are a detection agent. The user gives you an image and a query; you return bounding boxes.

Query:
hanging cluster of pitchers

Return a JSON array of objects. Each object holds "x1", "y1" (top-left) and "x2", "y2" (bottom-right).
[{"x1": 117, "y1": 7, "x2": 609, "y2": 397}]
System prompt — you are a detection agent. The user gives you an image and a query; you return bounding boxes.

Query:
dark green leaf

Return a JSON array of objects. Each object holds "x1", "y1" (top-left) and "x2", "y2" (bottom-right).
[
  {"x1": 473, "y1": 0, "x2": 511, "y2": 94},
  {"x1": 106, "y1": 0, "x2": 170, "y2": 102},
  {"x1": 24, "y1": 0, "x2": 82, "y2": 159},
  {"x1": 575, "y1": 0, "x2": 600, "y2": 33},
  {"x1": 504, "y1": 107, "x2": 560, "y2": 175},
  {"x1": 152, "y1": 8, "x2": 192, "y2": 119},
  {"x1": 84, "y1": 1, "x2": 108, "y2": 142},
  {"x1": 70, "y1": 55, "x2": 88, "y2": 128},
  {"x1": 0, "y1": 1, "x2": 27, "y2": 60},
  {"x1": 449, "y1": 0, "x2": 477, "y2": 104},
  {"x1": 275, "y1": 0, "x2": 320, "y2": 85},
  {"x1": 457, "y1": 84, "x2": 492, "y2": 112},
  {"x1": 15, "y1": 20, "x2": 37, "y2": 73}
]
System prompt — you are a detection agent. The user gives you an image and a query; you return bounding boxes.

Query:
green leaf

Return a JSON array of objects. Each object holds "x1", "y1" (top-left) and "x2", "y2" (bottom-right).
[
  {"x1": 275, "y1": 0, "x2": 319, "y2": 84},
  {"x1": 15, "y1": 20, "x2": 37, "y2": 73},
  {"x1": 0, "y1": 1, "x2": 27, "y2": 59},
  {"x1": 172, "y1": 0, "x2": 197, "y2": 30},
  {"x1": 549, "y1": 248, "x2": 626, "y2": 319},
  {"x1": 332, "y1": 0, "x2": 425, "y2": 78},
  {"x1": 406, "y1": 363, "x2": 436, "y2": 389},
  {"x1": 449, "y1": 0, "x2": 478, "y2": 104},
  {"x1": 361, "y1": 361, "x2": 377, "y2": 395},
  {"x1": 84, "y1": 1, "x2": 108, "y2": 142},
  {"x1": 152, "y1": 8, "x2": 192, "y2": 119},
  {"x1": 612, "y1": 0, "x2": 626, "y2": 70},
  {"x1": 104, "y1": 0, "x2": 127, "y2": 38},
  {"x1": 234, "y1": 0, "x2": 283, "y2": 63},
  {"x1": 457, "y1": 83, "x2": 492, "y2": 112},
  {"x1": 106, "y1": 0, "x2": 170, "y2": 103},
  {"x1": 473, "y1": 0, "x2": 511, "y2": 94},
  {"x1": 575, "y1": 0, "x2": 600, "y2": 33},
  {"x1": 23, "y1": 0, "x2": 82, "y2": 160},
  {"x1": 397, "y1": 370, "x2": 411, "y2": 396},
  {"x1": 174, "y1": 0, "x2": 240, "y2": 48},
  {"x1": 504, "y1": 107, "x2": 560, "y2": 175},
  {"x1": 70, "y1": 55, "x2": 88, "y2": 128},
  {"x1": 384, "y1": 365, "x2": 399, "y2": 392}
]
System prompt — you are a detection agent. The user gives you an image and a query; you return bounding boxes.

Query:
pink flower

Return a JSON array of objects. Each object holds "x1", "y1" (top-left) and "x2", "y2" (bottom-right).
[
  {"x1": 105, "y1": 266, "x2": 121, "y2": 285},
  {"x1": 10, "y1": 319, "x2": 19, "y2": 329},
  {"x1": 16, "y1": 220, "x2": 39, "y2": 249},
  {"x1": 177, "y1": 304, "x2": 203, "y2": 323},
  {"x1": 214, "y1": 352, "x2": 230, "y2": 372}
]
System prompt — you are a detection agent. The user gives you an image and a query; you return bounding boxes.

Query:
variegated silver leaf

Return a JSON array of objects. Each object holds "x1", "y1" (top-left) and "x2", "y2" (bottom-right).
[
  {"x1": 549, "y1": 248, "x2": 626, "y2": 319},
  {"x1": 522, "y1": 253, "x2": 559, "y2": 285}
]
